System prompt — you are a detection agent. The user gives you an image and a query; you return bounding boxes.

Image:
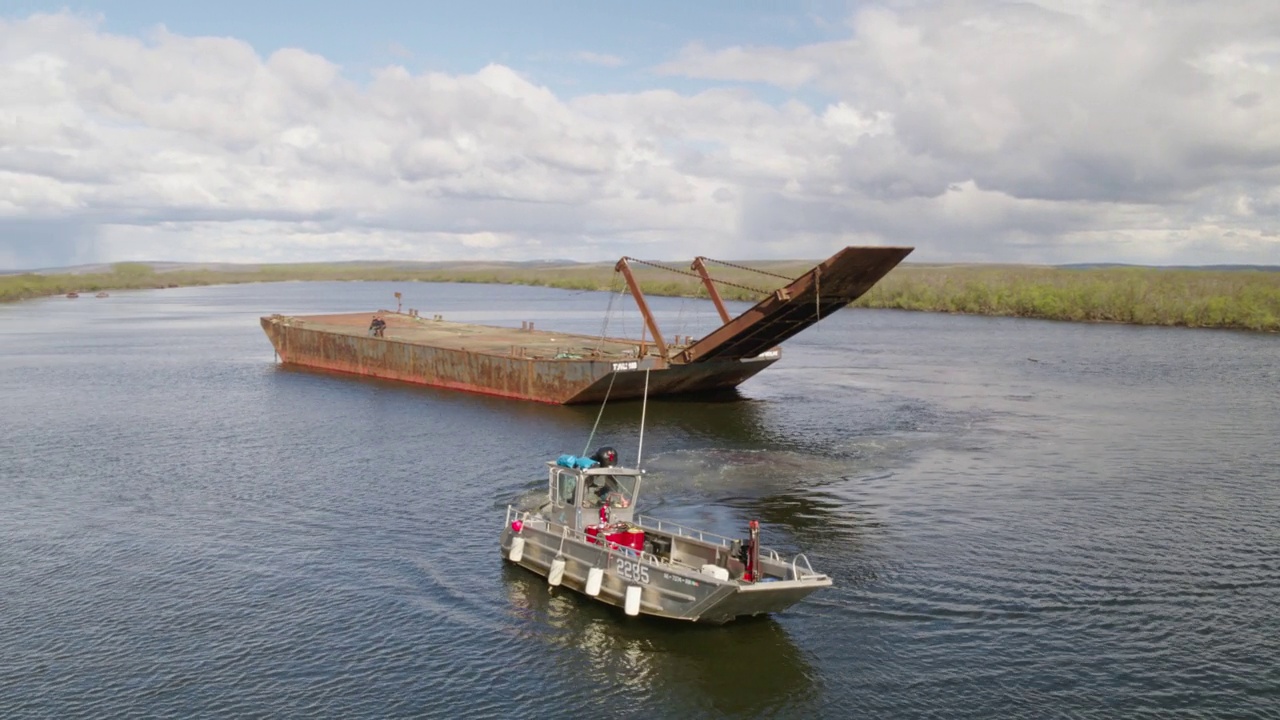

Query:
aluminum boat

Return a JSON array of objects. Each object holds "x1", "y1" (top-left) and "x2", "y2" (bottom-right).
[{"x1": 500, "y1": 449, "x2": 832, "y2": 623}]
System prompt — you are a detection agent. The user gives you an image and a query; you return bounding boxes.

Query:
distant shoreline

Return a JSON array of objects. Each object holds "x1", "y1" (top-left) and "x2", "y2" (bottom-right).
[{"x1": 2, "y1": 260, "x2": 1277, "y2": 332}]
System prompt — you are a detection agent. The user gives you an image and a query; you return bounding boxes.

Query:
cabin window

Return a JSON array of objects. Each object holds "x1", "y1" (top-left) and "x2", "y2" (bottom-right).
[
  {"x1": 554, "y1": 470, "x2": 577, "y2": 507},
  {"x1": 582, "y1": 473, "x2": 637, "y2": 509}
]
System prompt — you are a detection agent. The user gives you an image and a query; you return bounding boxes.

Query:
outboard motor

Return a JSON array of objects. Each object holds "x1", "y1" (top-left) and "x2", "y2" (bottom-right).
[{"x1": 590, "y1": 446, "x2": 618, "y2": 467}]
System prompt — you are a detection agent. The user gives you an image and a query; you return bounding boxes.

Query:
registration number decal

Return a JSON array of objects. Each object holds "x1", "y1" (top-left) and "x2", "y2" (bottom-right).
[
  {"x1": 616, "y1": 557, "x2": 650, "y2": 584},
  {"x1": 663, "y1": 572, "x2": 700, "y2": 588}
]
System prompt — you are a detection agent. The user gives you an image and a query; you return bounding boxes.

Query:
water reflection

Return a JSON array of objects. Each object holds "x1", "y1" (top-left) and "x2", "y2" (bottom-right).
[
  {"x1": 275, "y1": 363, "x2": 891, "y2": 554},
  {"x1": 275, "y1": 360, "x2": 927, "y2": 475},
  {"x1": 500, "y1": 564, "x2": 816, "y2": 715},
  {"x1": 274, "y1": 363, "x2": 787, "y2": 449},
  {"x1": 732, "y1": 489, "x2": 884, "y2": 542},
  {"x1": 561, "y1": 394, "x2": 777, "y2": 451}
]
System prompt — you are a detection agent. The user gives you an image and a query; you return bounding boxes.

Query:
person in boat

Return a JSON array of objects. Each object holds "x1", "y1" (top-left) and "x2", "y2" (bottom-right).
[
  {"x1": 583, "y1": 447, "x2": 629, "y2": 508},
  {"x1": 369, "y1": 316, "x2": 387, "y2": 337},
  {"x1": 585, "y1": 476, "x2": 623, "y2": 507},
  {"x1": 590, "y1": 446, "x2": 618, "y2": 468}
]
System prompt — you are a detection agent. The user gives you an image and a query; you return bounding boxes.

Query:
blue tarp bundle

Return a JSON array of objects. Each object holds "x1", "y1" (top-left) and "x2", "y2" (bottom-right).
[{"x1": 556, "y1": 454, "x2": 598, "y2": 469}]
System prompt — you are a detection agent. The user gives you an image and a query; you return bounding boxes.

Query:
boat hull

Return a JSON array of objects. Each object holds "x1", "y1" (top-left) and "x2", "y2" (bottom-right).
[{"x1": 499, "y1": 520, "x2": 830, "y2": 624}]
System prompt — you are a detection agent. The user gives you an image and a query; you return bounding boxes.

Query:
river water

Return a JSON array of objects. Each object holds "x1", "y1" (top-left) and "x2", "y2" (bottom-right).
[{"x1": 1, "y1": 281, "x2": 1277, "y2": 719}]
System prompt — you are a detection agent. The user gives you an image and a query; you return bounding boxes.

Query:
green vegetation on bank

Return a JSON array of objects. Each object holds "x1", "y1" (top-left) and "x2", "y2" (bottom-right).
[
  {"x1": 3, "y1": 260, "x2": 1277, "y2": 332},
  {"x1": 859, "y1": 265, "x2": 1280, "y2": 331}
]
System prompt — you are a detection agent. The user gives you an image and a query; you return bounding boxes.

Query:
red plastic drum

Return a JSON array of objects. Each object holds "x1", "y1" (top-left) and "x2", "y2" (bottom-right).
[{"x1": 605, "y1": 526, "x2": 645, "y2": 552}]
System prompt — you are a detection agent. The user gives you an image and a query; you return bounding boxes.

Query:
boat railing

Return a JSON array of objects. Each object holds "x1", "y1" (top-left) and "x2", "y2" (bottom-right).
[
  {"x1": 555, "y1": 523, "x2": 670, "y2": 567},
  {"x1": 506, "y1": 505, "x2": 668, "y2": 567},
  {"x1": 634, "y1": 514, "x2": 735, "y2": 547},
  {"x1": 505, "y1": 506, "x2": 552, "y2": 532},
  {"x1": 508, "y1": 505, "x2": 825, "y2": 582},
  {"x1": 634, "y1": 514, "x2": 784, "y2": 562},
  {"x1": 504, "y1": 505, "x2": 527, "y2": 527},
  {"x1": 790, "y1": 553, "x2": 824, "y2": 581}
]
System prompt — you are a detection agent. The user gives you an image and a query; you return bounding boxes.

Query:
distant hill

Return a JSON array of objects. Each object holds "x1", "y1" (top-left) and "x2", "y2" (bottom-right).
[
  {"x1": 4, "y1": 261, "x2": 256, "y2": 275},
  {"x1": 4, "y1": 255, "x2": 1277, "y2": 331},
  {"x1": 4, "y1": 259, "x2": 1278, "y2": 276},
  {"x1": 1, "y1": 258, "x2": 592, "y2": 276}
]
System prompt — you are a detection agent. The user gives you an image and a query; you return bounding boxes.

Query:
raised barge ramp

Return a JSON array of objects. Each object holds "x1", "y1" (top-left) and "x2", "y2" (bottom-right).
[{"x1": 260, "y1": 246, "x2": 912, "y2": 404}]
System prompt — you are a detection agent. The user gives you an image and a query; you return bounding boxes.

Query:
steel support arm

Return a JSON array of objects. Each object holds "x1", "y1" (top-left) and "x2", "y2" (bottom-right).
[
  {"x1": 691, "y1": 257, "x2": 732, "y2": 324},
  {"x1": 615, "y1": 257, "x2": 668, "y2": 359}
]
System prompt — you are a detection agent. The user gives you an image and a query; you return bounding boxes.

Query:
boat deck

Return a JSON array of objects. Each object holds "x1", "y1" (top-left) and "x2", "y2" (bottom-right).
[{"x1": 271, "y1": 312, "x2": 675, "y2": 361}]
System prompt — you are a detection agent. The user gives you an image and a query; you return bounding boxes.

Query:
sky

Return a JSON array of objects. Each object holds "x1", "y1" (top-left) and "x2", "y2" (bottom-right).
[{"x1": 1, "y1": 1, "x2": 1278, "y2": 270}]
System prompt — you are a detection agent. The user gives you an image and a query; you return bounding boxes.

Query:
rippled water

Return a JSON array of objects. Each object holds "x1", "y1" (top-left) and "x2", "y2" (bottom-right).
[{"x1": 1, "y1": 282, "x2": 1277, "y2": 719}]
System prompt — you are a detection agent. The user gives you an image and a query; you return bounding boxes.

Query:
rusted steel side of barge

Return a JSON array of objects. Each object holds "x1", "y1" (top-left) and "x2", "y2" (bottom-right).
[{"x1": 260, "y1": 316, "x2": 778, "y2": 404}]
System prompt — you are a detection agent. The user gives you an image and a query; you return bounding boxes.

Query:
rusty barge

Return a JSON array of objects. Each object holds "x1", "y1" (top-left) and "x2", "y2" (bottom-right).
[{"x1": 260, "y1": 246, "x2": 912, "y2": 404}]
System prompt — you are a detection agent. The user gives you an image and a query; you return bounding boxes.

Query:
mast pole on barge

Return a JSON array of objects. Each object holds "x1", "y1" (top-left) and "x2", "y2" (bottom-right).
[
  {"x1": 614, "y1": 257, "x2": 669, "y2": 360},
  {"x1": 691, "y1": 257, "x2": 733, "y2": 325}
]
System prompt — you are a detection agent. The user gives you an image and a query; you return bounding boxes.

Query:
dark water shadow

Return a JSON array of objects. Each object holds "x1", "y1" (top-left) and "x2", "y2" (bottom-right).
[
  {"x1": 649, "y1": 387, "x2": 751, "y2": 404},
  {"x1": 558, "y1": 393, "x2": 781, "y2": 451},
  {"x1": 274, "y1": 363, "x2": 889, "y2": 553},
  {"x1": 499, "y1": 563, "x2": 816, "y2": 715},
  {"x1": 727, "y1": 489, "x2": 885, "y2": 546}
]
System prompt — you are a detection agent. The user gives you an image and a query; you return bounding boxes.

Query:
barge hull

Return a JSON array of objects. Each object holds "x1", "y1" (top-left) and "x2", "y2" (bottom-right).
[
  {"x1": 261, "y1": 315, "x2": 777, "y2": 404},
  {"x1": 260, "y1": 245, "x2": 911, "y2": 404}
]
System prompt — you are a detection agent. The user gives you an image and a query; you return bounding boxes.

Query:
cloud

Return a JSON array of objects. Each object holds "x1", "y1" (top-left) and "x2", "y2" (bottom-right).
[
  {"x1": 0, "y1": 217, "x2": 100, "y2": 269},
  {"x1": 654, "y1": 41, "x2": 830, "y2": 88},
  {"x1": 575, "y1": 51, "x2": 625, "y2": 67},
  {"x1": 658, "y1": 3, "x2": 1280, "y2": 204},
  {"x1": 0, "y1": 5, "x2": 1277, "y2": 269}
]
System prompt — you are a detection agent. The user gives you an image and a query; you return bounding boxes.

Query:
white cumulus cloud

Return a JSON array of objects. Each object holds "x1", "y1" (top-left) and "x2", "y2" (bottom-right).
[{"x1": 0, "y1": 4, "x2": 1277, "y2": 269}]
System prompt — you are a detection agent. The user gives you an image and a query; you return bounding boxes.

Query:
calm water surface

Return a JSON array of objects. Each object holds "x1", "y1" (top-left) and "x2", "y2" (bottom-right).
[{"x1": 1, "y1": 282, "x2": 1277, "y2": 719}]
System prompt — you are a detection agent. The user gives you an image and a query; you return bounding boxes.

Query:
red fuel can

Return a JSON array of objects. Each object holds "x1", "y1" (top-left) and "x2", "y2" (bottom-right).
[{"x1": 605, "y1": 527, "x2": 645, "y2": 552}]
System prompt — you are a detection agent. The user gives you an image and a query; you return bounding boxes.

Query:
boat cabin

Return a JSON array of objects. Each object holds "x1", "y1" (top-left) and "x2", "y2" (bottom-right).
[{"x1": 545, "y1": 461, "x2": 643, "y2": 532}]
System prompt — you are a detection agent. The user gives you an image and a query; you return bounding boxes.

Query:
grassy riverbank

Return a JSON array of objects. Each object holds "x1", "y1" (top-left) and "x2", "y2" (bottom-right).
[
  {"x1": 861, "y1": 264, "x2": 1280, "y2": 331},
  {"x1": 3, "y1": 260, "x2": 1278, "y2": 332}
]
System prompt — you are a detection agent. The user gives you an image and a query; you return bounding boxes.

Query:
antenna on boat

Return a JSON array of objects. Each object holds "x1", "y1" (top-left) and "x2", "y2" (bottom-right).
[{"x1": 636, "y1": 368, "x2": 650, "y2": 467}]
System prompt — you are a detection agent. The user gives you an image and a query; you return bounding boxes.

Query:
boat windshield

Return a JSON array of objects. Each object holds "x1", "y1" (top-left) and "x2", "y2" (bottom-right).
[{"x1": 581, "y1": 472, "x2": 637, "y2": 509}]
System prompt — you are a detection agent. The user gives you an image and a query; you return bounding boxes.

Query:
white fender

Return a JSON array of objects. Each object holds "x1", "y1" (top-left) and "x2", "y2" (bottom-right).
[
  {"x1": 624, "y1": 585, "x2": 642, "y2": 616},
  {"x1": 586, "y1": 567, "x2": 604, "y2": 596},
  {"x1": 508, "y1": 536, "x2": 525, "y2": 562},
  {"x1": 548, "y1": 557, "x2": 566, "y2": 587}
]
